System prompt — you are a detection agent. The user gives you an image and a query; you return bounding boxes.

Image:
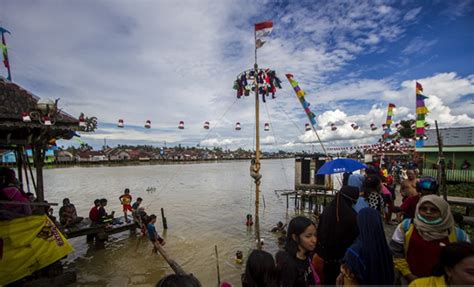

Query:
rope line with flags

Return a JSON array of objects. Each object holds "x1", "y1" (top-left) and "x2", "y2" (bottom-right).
[{"x1": 285, "y1": 73, "x2": 327, "y2": 156}]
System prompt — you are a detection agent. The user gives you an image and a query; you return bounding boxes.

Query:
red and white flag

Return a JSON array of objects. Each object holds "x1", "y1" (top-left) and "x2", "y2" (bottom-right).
[{"x1": 255, "y1": 21, "x2": 273, "y2": 49}]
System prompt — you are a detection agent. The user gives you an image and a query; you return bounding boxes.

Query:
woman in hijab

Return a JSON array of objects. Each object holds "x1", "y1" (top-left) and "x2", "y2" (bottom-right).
[
  {"x1": 336, "y1": 207, "x2": 394, "y2": 285},
  {"x1": 316, "y1": 186, "x2": 359, "y2": 285},
  {"x1": 390, "y1": 195, "x2": 470, "y2": 283}
]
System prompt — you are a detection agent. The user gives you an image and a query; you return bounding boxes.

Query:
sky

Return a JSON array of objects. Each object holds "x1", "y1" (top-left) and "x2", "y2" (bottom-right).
[{"x1": 1, "y1": 0, "x2": 473, "y2": 152}]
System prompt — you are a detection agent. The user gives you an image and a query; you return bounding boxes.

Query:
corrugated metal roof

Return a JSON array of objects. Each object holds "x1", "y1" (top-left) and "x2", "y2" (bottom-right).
[{"x1": 423, "y1": 127, "x2": 474, "y2": 147}]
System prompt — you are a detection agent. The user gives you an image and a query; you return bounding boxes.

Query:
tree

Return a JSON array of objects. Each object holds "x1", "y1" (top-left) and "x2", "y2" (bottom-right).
[{"x1": 398, "y1": 119, "x2": 415, "y2": 138}]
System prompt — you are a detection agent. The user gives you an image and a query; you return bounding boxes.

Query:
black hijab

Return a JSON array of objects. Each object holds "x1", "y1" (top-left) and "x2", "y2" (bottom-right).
[{"x1": 316, "y1": 186, "x2": 359, "y2": 260}]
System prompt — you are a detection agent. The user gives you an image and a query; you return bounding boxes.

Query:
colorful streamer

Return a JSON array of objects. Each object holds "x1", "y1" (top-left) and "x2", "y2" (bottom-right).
[
  {"x1": 0, "y1": 27, "x2": 11, "y2": 81},
  {"x1": 286, "y1": 74, "x2": 317, "y2": 126},
  {"x1": 415, "y1": 82, "x2": 429, "y2": 147},
  {"x1": 383, "y1": 103, "x2": 396, "y2": 140}
]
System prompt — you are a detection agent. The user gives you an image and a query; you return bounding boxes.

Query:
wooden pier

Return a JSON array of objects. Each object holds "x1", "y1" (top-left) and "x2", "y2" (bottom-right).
[
  {"x1": 277, "y1": 189, "x2": 336, "y2": 214},
  {"x1": 62, "y1": 215, "x2": 137, "y2": 248}
]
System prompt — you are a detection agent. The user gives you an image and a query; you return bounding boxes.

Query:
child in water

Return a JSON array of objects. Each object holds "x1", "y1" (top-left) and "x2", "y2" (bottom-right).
[
  {"x1": 146, "y1": 214, "x2": 165, "y2": 253},
  {"x1": 119, "y1": 188, "x2": 133, "y2": 223}
]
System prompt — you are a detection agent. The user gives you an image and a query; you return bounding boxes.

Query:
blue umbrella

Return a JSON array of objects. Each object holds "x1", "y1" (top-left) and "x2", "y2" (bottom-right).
[{"x1": 317, "y1": 158, "x2": 367, "y2": 175}]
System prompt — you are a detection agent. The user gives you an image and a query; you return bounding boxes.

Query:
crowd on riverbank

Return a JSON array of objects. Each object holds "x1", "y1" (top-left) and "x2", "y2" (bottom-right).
[{"x1": 154, "y1": 161, "x2": 474, "y2": 286}]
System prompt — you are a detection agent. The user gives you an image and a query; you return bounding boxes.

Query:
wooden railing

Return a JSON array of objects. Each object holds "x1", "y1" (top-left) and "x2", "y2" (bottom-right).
[{"x1": 422, "y1": 168, "x2": 474, "y2": 183}]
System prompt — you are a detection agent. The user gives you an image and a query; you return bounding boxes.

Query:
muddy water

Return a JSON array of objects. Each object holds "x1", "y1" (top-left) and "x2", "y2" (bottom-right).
[{"x1": 43, "y1": 159, "x2": 296, "y2": 286}]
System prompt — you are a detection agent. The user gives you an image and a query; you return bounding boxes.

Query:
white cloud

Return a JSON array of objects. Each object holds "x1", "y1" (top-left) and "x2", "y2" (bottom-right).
[
  {"x1": 200, "y1": 138, "x2": 236, "y2": 147},
  {"x1": 425, "y1": 96, "x2": 474, "y2": 127},
  {"x1": 2, "y1": 1, "x2": 472, "y2": 152},
  {"x1": 403, "y1": 7, "x2": 422, "y2": 21},
  {"x1": 402, "y1": 37, "x2": 438, "y2": 55}
]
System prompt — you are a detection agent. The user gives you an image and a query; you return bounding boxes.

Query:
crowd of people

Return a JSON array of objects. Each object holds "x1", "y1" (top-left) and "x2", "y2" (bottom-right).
[
  {"x1": 0, "y1": 171, "x2": 166, "y2": 252},
  {"x1": 215, "y1": 161, "x2": 473, "y2": 286},
  {"x1": 3, "y1": 160, "x2": 474, "y2": 286}
]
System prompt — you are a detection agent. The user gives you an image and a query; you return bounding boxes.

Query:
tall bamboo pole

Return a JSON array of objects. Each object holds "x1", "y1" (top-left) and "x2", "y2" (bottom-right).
[
  {"x1": 254, "y1": 29, "x2": 262, "y2": 250},
  {"x1": 435, "y1": 121, "x2": 448, "y2": 200}
]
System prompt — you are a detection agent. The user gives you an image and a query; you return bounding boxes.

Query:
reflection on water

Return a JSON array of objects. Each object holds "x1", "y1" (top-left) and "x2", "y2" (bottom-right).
[{"x1": 43, "y1": 159, "x2": 295, "y2": 286}]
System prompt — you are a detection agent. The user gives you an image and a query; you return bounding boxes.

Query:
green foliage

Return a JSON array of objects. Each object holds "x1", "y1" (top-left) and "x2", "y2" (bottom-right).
[
  {"x1": 447, "y1": 183, "x2": 474, "y2": 198},
  {"x1": 398, "y1": 119, "x2": 415, "y2": 139}
]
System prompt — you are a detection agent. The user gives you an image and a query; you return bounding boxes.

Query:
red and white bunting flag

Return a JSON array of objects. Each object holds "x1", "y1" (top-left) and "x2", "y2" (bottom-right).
[{"x1": 255, "y1": 21, "x2": 273, "y2": 49}]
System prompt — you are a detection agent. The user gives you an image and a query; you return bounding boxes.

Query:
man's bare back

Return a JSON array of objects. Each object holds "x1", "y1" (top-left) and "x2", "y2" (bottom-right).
[{"x1": 400, "y1": 170, "x2": 417, "y2": 198}]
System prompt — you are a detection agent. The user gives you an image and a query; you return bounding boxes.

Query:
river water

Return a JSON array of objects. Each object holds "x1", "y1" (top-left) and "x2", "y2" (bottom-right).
[{"x1": 43, "y1": 159, "x2": 297, "y2": 286}]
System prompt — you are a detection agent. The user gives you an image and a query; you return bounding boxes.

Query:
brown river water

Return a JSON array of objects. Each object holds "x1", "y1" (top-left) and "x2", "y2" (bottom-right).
[{"x1": 43, "y1": 159, "x2": 298, "y2": 286}]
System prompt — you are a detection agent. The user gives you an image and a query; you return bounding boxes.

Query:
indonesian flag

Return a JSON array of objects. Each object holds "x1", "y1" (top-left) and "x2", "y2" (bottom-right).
[{"x1": 255, "y1": 21, "x2": 273, "y2": 49}]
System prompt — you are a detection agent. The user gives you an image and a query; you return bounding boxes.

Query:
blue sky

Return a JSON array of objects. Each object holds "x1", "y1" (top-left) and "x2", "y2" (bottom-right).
[{"x1": 1, "y1": 0, "x2": 473, "y2": 151}]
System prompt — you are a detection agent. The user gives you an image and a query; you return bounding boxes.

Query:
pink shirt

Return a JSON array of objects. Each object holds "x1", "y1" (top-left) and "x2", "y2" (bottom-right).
[
  {"x1": 1, "y1": 186, "x2": 32, "y2": 215},
  {"x1": 381, "y1": 184, "x2": 391, "y2": 196}
]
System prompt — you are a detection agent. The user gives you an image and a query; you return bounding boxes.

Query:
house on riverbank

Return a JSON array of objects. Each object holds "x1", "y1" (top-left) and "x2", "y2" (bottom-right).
[{"x1": 417, "y1": 126, "x2": 474, "y2": 182}]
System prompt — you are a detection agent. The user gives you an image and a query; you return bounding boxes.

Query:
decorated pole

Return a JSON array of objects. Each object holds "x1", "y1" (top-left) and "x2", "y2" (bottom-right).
[{"x1": 234, "y1": 21, "x2": 278, "y2": 250}]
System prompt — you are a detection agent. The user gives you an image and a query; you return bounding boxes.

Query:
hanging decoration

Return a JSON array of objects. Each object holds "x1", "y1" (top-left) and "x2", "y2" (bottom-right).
[
  {"x1": 351, "y1": 123, "x2": 359, "y2": 130},
  {"x1": 415, "y1": 82, "x2": 429, "y2": 147},
  {"x1": 0, "y1": 27, "x2": 11, "y2": 81},
  {"x1": 21, "y1": 112, "x2": 31, "y2": 122},
  {"x1": 233, "y1": 69, "x2": 282, "y2": 102},
  {"x1": 264, "y1": 122, "x2": 270, "y2": 131},
  {"x1": 117, "y1": 119, "x2": 124, "y2": 128},
  {"x1": 286, "y1": 74, "x2": 317, "y2": 127},
  {"x1": 78, "y1": 113, "x2": 86, "y2": 127},
  {"x1": 203, "y1": 121, "x2": 210, "y2": 130},
  {"x1": 370, "y1": 123, "x2": 377, "y2": 131},
  {"x1": 383, "y1": 103, "x2": 396, "y2": 141},
  {"x1": 305, "y1": 123, "x2": 311, "y2": 131},
  {"x1": 145, "y1": 120, "x2": 151, "y2": 129},
  {"x1": 326, "y1": 140, "x2": 415, "y2": 153},
  {"x1": 235, "y1": 122, "x2": 241, "y2": 131},
  {"x1": 331, "y1": 123, "x2": 337, "y2": 131},
  {"x1": 178, "y1": 121, "x2": 184, "y2": 129}
]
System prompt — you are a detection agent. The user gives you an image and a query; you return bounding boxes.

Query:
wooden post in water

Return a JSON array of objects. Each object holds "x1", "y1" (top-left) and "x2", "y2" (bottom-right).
[
  {"x1": 435, "y1": 121, "x2": 448, "y2": 201},
  {"x1": 215, "y1": 245, "x2": 221, "y2": 287},
  {"x1": 161, "y1": 208, "x2": 168, "y2": 229}
]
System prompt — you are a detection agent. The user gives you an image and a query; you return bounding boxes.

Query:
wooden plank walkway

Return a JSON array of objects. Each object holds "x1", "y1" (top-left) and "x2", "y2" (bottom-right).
[{"x1": 62, "y1": 215, "x2": 136, "y2": 239}]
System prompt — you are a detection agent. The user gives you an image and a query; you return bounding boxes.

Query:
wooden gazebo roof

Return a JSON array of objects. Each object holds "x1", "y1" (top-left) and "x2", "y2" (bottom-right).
[{"x1": 0, "y1": 77, "x2": 81, "y2": 145}]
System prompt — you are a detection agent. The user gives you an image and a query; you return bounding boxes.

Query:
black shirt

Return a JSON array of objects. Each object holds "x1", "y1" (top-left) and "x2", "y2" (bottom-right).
[{"x1": 276, "y1": 251, "x2": 316, "y2": 287}]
